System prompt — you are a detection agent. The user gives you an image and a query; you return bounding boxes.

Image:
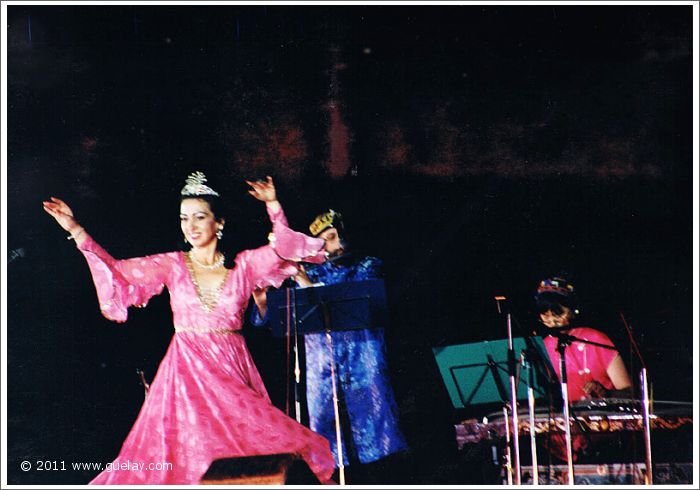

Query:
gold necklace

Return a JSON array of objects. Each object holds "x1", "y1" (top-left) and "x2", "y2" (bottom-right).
[
  {"x1": 188, "y1": 250, "x2": 225, "y2": 270},
  {"x1": 184, "y1": 253, "x2": 228, "y2": 312}
]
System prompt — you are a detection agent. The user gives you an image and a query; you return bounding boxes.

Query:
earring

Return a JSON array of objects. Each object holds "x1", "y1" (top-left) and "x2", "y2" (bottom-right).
[
  {"x1": 184, "y1": 236, "x2": 188, "y2": 243},
  {"x1": 216, "y1": 227, "x2": 223, "y2": 240}
]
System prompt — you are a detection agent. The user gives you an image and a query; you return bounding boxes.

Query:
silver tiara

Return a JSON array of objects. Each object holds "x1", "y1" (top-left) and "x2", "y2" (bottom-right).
[{"x1": 181, "y1": 171, "x2": 219, "y2": 197}]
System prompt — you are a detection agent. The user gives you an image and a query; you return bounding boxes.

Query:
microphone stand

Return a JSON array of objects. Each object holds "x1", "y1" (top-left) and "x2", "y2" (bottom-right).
[
  {"x1": 486, "y1": 354, "x2": 512, "y2": 484},
  {"x1": 516, "y1": 319, "x2": 560, "y2": 485},
  {"x1": 517, "y1": 318, "x2": 563, "y2": 485},
  {"x1": 620, "y1": 312, "x2": 653, "y2": 485},
  {"x1": 324, "y1": 326, "x2": 346, "y2": 485},
  {"x1": 555, "y1": 335, "x2": 576, "y2": 485},
  {"x1": 291, "y1": 288, "x2": 302, "y2": 423},
  {"x1": 288, "y1": 280, "x2": 346, "y2": 484},
  {"x1": 496, "y1": 296, "x2": 521, "y2": 485},
  {"x1": 520, "y1": 349, "x2": 539, "y2": 485},
  {"x1": 547, "y1": 328, "x2": 619, "y2": 485}
]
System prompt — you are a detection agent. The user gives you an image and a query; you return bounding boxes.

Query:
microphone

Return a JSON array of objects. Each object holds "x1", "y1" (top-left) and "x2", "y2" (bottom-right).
[{"x1": 494, "y1": 295, "x2": 507, "y2": 314}]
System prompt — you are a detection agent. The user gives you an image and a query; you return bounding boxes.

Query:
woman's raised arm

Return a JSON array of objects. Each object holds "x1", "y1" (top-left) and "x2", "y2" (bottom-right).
[
  {"x1": 246, "y1": 176, "x2": 281, "y2": 213},
  {"x1": 43, "y1": 196, "x2": 175, "y2": 322},
  {"x1": 236, "y1": 177, "x2": 326, "y2": 291},
  {"x1": 42, "y1": 197, "x2": 88, "y2": 246}
]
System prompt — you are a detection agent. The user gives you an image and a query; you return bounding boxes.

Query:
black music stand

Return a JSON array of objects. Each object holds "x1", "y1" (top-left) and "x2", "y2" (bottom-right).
[
  {"x1": 265, "y1": 279, "x2": 389, "y2": 485},
  {"x1": 266, "y1": 279, "x2": 388, "y2": 337}
]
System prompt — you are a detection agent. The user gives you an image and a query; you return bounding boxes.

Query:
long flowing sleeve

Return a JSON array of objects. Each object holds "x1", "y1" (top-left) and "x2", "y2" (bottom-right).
[
  {"x1": 237, "y1": 203, "x2": 326, "y2": 291},
  {"x1": 76, "y1": 235, "x2": 176, "y2": 323}
]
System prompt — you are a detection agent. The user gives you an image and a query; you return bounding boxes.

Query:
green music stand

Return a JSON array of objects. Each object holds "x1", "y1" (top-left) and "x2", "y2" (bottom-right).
[{"x1": 433, "y1": 337, "x2": 552, "y2": 408}]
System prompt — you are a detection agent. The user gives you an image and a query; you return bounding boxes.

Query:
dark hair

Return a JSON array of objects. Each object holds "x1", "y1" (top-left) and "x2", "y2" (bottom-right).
[{"x1": 180, "y1": 194, "x2": 225, "y2": 221}]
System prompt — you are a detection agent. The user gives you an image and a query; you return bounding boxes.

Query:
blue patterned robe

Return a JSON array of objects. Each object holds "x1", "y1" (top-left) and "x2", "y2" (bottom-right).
[{"x1": 252, "y1": 256, "x2": 408, "y2": 465}]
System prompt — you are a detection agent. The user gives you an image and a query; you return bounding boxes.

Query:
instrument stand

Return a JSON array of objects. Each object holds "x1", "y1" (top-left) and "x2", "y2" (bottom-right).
[
  {"x1": 503, "y1": 405, "x2": 513, "y2": 485},
  {"x1": 555, "y1": 336, "x2": 576, "y2": 485},
  {"x1": 520, "y1": 350, "x2": 539, "y2": 484},
  {"x1": 519, "y1": 332, "x2": 561, "y2": 485},
  {"x1": 496, "y1": 297, "x2": 521, "y2": 485},
  {"x1": 265, "y1": 279, "x2": 389, "y2": 487},
  {"x1": 290, "y1": 288, "x2": 302, "y2": 423},
  {"x1": 324, "y1": 327, "x2": 346, "y2": 485},
  {"x1": 433, "y1": 335, "x2": 552, "y2": 486},
  {"x1": 315, "y1": 291, "x2": 347, "y2": 485},
  {"x1": 486, "y1": 353, "x2": 514, "y2": 484},
  {"x1": 550, "y1": 329, "x2": 620, "y2": 485},
  {"x1": 620, "y1": 312, "x2": 653, "y2": 485},
  {"x1": 640, "y1": 367, "x2": 653, "y2": 485},
  {"x1": 507, "y1": 314, "x2": 522, "y2": 485}
]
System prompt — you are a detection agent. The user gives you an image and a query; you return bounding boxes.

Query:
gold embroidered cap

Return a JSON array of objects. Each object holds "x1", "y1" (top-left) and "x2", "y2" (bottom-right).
[
  {"x1": 309, "y1": 209, "x2": 342, "y2": 237},
  {"x1": 181, "y1": 171, "x2": 220, "y2": 197},
  {"x1": 537, "y1": 277, "x2": 575, "y2": 298},
  {"x1": 535, "y1": 275, "x2": 579, "y2": 313}
]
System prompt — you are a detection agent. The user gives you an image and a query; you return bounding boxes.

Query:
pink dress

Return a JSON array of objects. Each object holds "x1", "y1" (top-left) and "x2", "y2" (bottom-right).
[{"x1": 78, "y1": 204, "x2": 334, "y2": 484}]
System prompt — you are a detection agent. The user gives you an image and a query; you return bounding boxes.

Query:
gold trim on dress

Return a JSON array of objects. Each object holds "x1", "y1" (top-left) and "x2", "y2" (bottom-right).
[{"x1": 183, "y1": 252, "x2": 229, "y2": 312}]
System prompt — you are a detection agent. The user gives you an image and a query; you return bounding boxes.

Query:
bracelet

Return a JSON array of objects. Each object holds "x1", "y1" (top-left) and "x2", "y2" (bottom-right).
[{"x1": 67, "y1": 228, "x2": 85, "y2": 241}]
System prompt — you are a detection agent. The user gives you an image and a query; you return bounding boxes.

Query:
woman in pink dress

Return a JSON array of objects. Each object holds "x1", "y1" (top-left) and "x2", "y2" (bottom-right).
[{"x1": 42, "y1": 172, "x2": 335, "y2": 484}]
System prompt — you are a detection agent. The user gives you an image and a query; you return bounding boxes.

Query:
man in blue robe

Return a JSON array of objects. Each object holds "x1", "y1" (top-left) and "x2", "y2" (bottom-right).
[{"x1": 251, "y1": 209, "x2": 408, "y2": 472}]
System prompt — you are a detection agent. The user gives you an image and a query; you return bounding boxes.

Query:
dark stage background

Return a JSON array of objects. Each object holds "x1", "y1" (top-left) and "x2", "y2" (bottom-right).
[{"x1": 5, "y1": 4, "x2": 694, "y2": 485}]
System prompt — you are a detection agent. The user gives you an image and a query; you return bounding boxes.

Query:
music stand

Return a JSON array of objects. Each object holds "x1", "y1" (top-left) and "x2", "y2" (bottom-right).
[
  {"x1": 433, "y1": 337, "x2": 552, "y2": 485},
  {"x1": 266, "y1": 279, "x2": 388, "y2": 338},
  {"x1": 266, "y1": 279, "x2": 389, "y2": 485},
  {"x1": 432, "y1": 337, "x2": 550, "y2": 409}
]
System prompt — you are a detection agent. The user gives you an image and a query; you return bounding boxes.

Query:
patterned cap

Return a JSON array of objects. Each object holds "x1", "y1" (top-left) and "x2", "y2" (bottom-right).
[
  {"x1": 537, "y1": 276, "x2": 575, "y2": 298},
  {"x1": 535, "y1": 275, "x2": 581, "y2": 316},
  {"x1": 309, "y1": 209, "x2": 343, "y2": 237}
]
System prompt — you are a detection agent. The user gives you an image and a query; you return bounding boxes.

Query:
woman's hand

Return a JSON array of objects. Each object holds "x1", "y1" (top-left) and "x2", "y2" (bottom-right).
[
  {"x1": 42, "y1": 197, "x2": 82, "y2": 234},
  {"x1": 246, "y1": 176, "x2": 278, "y2": 203}
]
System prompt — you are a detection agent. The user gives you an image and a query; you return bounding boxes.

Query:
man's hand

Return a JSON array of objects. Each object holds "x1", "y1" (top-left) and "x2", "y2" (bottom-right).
[
  {"x1": 582, "y1": 381, "x2": 607, "y2": 399},
  {"x1": 293, "y1": 265, "x2": 314, "y2": 287}
]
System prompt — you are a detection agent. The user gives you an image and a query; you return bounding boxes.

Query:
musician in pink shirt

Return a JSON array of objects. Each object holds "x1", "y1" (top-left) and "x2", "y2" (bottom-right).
[
  {"x1": 535, "y1": 275, "x2": 633, "y2": 462},
  {"x1": 536, "y1": 275, "x2": 633, "y2": 401}
]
